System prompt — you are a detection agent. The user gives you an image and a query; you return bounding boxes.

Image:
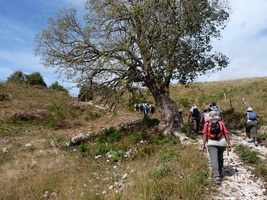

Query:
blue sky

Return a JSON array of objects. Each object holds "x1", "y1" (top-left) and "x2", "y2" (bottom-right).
[{"x1": 1, "y1": 0, "x2": 267, "y2": 95}]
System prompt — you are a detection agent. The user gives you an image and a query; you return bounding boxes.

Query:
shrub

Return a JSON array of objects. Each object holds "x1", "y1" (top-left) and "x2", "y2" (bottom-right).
[
  {"x1": 151, "y1": 164, "x2": 171, "y2": 179},
  {"x1": 142, "y1": 117, "x2": 160, "y2": 128},
  {"x1": 7, "y1": 71, "x2": 27, "y2": 84},
  {"x1": 78, "y1": 85, "x2": 94, "y2": 102},
  {"x1": 108, "y1": 150, "x2": 125, "y2": 162},
  {"x1": 160, "y1": 149, "x2": 179, "y2": 162},
  {"x1": 47, "y1": 103, "x2": 67, "y2": 128},
  {"x1": 128, "y1": 132, "x2": 147, "y2": 144},
  {"x1": 96, "y1": 128, "x2": 122, "y2": 144},
  {"x1": 49, "y1": 81, "x2": 68, "y2": 94},
  {"x1": 79, "y1": 143, "x2": 89, "y2": 153},
  {"x1": 26, "y1": 72, "x2": 47, "y2": 87},
  {"x1": 235, "y1": 145, "x2": 260, "y2": 164}
]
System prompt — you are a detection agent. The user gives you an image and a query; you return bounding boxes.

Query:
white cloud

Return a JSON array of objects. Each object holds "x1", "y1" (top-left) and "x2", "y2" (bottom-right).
[{"x1": 200, "y1": 0, "x2": 267, "y2": 81}]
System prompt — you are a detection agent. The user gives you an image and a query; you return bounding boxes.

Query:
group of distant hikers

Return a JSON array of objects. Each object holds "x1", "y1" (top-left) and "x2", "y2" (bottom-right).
[
  {"x1": 135, "y1": 101, "x2": 259, "y2": 184},
  {"x1": 188, "y1": 102, "x2": 258, "y2": 184}
]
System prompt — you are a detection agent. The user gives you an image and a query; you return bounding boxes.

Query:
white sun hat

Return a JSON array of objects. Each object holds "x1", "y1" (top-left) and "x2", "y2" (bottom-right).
[{"x1": 247, "y1": 107, "x2": 253, "y2": 112}]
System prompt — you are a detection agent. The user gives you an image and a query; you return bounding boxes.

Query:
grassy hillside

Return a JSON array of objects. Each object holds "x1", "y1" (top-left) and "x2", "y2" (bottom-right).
[
  {"x1": 170, "y1": 77, "x2": 267, "y2": 128},
  {"x1": 0, "y1": 82, "x2": 211, "y2": 200}
]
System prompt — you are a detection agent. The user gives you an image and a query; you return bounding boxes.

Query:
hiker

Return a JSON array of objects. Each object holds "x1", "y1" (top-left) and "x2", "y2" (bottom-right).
[
  {"x1": 209, "y1": 102, "x2": 223, "y2": 120},
  {"x1": 188, "y1": 104, "x2": 201, "y2": 133},
  {"x1": 245, "y1": 107, "x2": 258, "y2": 146},
  {"x1": 209, "y1": 102, "x2": 221, "y2": 113},
  {"x1": 202, "y1": 111, "x2": 231, "y2": 184},
  {"x1": 200, "y1": 105, "x2": 210, "y2": 130}
]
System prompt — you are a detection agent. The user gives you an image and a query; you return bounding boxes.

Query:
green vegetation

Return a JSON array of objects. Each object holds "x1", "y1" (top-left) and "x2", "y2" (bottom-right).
[
  {"x1": 235, "y1": 145, "x2": 260, "y2": 164},
  {"x1": 7, "y1": 71, "x2": 47, "y2": 88},
  {"x1": 235, "y1": 145, "x2": 267, "y2": 185},
  {"x1": 49, "y1": 81, "x2": 68, "y2": 94}
]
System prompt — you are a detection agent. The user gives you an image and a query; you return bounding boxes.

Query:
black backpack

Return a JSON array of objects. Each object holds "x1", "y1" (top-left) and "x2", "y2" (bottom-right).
[
  {"x1": 210, "y1": 121, "x2": 221, "y2": 140},
  {"x1": 192, "y1": 108, "x2": 200, "y2": 118}
]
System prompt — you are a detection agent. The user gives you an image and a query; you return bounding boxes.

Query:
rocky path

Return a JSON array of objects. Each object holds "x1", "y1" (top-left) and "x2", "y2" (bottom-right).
[
  {"x1": 178, "y1": 133, "x2": 267, "y2": 200},
  {"x1": 214, "y1": 133, "x2": 266, "y2": 200}
]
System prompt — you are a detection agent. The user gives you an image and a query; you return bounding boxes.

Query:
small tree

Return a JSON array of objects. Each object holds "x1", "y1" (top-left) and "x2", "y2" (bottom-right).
[
  {"x1": 7, "y1": 71, "x2": 27, "y2": 84},
  {"x1": 78, "y1": 85, "x2": 94, "y2": 102},
  {"x1": 26, "y1": 72, "x2": 47, "y2": 88},
  {"x1": 36, "y1": 0, "x2": 229, "y2": 134},
  {"x1": 49, "y1": 81, "x2": 69, "y2": 94}
]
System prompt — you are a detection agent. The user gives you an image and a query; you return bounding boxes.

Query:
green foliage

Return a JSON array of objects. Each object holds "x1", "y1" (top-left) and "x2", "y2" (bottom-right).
[
  {"x1": 95, "y1": 143, "x2": 112, "y2": 155},
  {"x1": 78, "y1": 85, "x2": 93, "y2": 102},
  {"x1": 108, "y1": 150, "x2": 125, "y2": 162},
  {"x1": 47, "y1": 102, "x2": 66, "y2": 128},
  {"x1": 49, "y1": 81, "x2": 68, "y2": 94},
  {"x1": 96, "y1": 127, "x2": 122, "y2": 144},
  {"x1": 79, "y1": 143, "x2": 89, "y2": 153},
  {"x1": 160, "y1": 149, "x2": 179, "y2": 162},
  {"x1": 179, "y1": 97, "x2": 191, "y2": 108},
  {"x1": 142, "y1": 117, "x2": 160, "y2": 128},
  {"x1": 26, "y1": 72, "x2": 47, "y2": 87},
  {"x1": 235, "y1": 145, "x2": 260, "y2": 164},
  {"x1": 151, "y1": 134, "x2": 179, "y2": 145},
  {"x1": 128, "y1": 132, "x2": 147, "y2": 144},
  {"x1": 151, "y1": 164, "x2": 171, "y2": 179},
  {"x1": 7, "y1": 71, "x2": 27, "y2": 84}
]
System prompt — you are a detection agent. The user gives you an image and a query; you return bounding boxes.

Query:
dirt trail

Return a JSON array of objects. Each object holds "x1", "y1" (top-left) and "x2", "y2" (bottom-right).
[{"x1": 178, "y1": 133, "x2": 267, "y2": 200}]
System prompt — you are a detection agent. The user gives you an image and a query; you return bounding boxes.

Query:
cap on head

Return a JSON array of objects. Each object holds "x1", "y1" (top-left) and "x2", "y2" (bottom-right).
[{"x1": 247, "y1": 107, "x2": 253, "y2": 112}]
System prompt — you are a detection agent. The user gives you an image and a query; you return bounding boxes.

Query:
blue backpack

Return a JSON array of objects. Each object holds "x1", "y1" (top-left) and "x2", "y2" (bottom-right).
[{"x1": 247, "y1": 111, "x2": 257, "y2": 121}]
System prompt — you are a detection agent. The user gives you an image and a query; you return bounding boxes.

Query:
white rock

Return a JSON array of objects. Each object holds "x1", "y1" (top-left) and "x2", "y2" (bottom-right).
[
  {"x1": 122, "y1": 173, "x2": 128, "y2": 180},
  {"x1": 2, "y1": 147, "x2": 8, "y2": 153},
  {"x1": 95, "y1": 155, "x2": 102, "y2": 159},
  {"x1": 108, "y1": 185, "x2": 114, "y2": 190},
  {"x1": 25, "y1": 143, "x2": 32, "y2": 148},
  {"x1": 102, "y1": 190, "x2": 107, "y2": 195}
]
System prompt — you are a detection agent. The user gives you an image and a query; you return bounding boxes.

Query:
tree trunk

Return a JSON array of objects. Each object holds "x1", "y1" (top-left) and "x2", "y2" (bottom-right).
[{"x1": 151, "y1": 88, "x2": 181, "y2": 135}]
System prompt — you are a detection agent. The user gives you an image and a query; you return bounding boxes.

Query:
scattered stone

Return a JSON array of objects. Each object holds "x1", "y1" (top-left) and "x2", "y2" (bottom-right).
[
  {"x1": 95, "y1": 155, "x2": 102, "y2": 159},
  {"x1": 2, "y1": 147, "x2": 8, "y2": 153},
  {"x1": 43, "y1": 191, "x2": 49, "y2": 199},
  {"x1": 122, "y1": 173, "x2": 128, "y2": 180},
  {"x1": 25, "y1": 143, "x2": 33, "y2": 148},
  {"x1": 69, "y1": 133, "x2": 91, "y2": 146},
  {"x1": 108, "y1": 185, "x2": 114, "y2": 190},
  {"x1": 11, "y1": 110, "x2": 49, "y2": 122},
  {"x1": 102, "y1": 190, "x2": 107, "y2": 195}
]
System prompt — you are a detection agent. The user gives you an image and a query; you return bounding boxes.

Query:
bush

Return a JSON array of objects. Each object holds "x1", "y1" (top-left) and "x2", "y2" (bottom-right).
[
  {"x1": 47, "y1": 103, "x2": 67, "y2": 128},
  {"x1": 128, "y1": 132, "x2": 147, "y2": 144},
  {"x1": 79, "y1": 143, "x2": 89, "y2": 153},
  {"x1": 49, "y1": 81, "x2": 68, "y2": 93},
  {"x1": 235, "y1": 145, "x2": 260, "y2": 164},
  {"x1": 7, "y1": 71, "x2": 27, "y2": 84},
  {"x1": 151, "y1": 164, "x2": 171, "y2": 179},
  {"x1": 78, "y1": 85, "x2": 94, "y2": 102},
  {"x1": 96, "y1": 127, "x2": 122, "y2": 144},
  {"x1": 26, "y1": 72, "x2": 47, "y2": 88}
]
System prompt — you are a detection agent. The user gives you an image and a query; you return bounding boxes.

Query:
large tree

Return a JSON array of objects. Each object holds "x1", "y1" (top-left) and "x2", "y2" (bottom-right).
[{"x1": 36, "y1": 0, "x2": 229, "y2": 134}]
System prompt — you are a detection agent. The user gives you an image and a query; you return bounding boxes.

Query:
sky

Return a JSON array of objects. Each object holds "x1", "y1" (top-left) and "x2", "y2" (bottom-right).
[{"x1": 0, "y1": 0, "x2": 267, "y2": 95}]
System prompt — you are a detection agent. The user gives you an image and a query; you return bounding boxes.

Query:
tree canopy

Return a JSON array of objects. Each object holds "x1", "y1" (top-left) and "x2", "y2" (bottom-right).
[{"x1": 36, "y1": 0, "x2": 229, "y2": 133}]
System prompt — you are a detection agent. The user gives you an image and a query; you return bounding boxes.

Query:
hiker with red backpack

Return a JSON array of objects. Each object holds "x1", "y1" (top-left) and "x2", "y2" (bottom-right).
[
  {"x1": 245, "y1": 107, "x2": 258, "y2": 146},
  {"x1": 202, "y1": 111, "x2": 232, "y2": 184}
]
